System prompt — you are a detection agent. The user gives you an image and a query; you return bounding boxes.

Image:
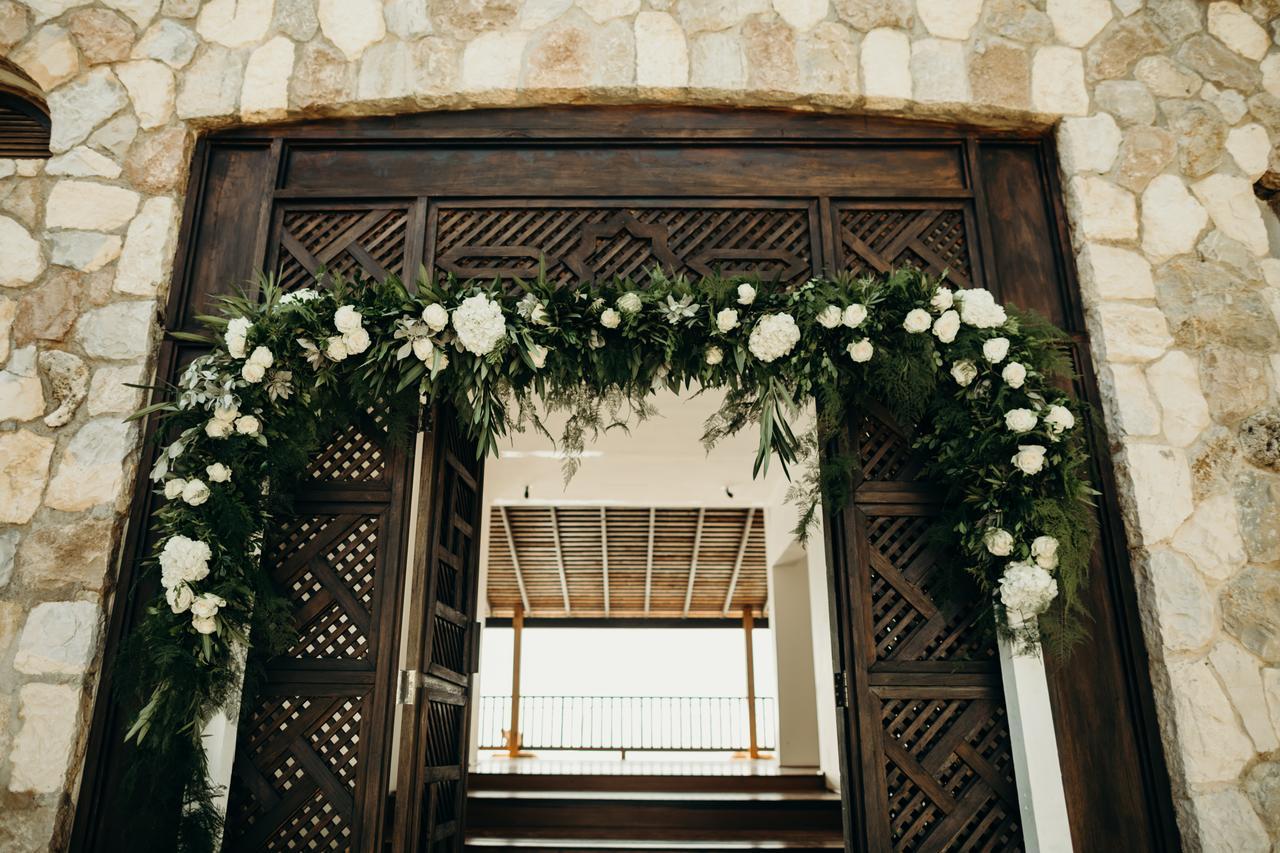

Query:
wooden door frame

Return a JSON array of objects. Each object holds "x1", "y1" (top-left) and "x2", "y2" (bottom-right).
[{"x1": 71, "y1": 106, "x2": 1178, "y2": 852}]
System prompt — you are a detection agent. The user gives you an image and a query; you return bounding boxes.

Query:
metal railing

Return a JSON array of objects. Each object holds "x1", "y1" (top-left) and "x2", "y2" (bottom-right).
[{"x1": 477, "y1": 695, "x2": 777, "y2": 753}]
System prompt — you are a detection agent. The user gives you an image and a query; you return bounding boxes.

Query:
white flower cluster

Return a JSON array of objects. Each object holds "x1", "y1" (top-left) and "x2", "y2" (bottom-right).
[
  {"x1": 159, "y1": 535, "x2": 225, "y2": 633},
  {"x1": 225, "y1": 317, "x2": 251, "y2": 359},
  {"x1": 748, "y1": 313, "x2": 801, "y2": 363},
  {"x1": 241, "y1": 346, "x2": 274, "y2": 383},
  {"x1": 279, "y1": 288, "x2": 321, "y2": 307},
  {"x1": 452, "y1": 294, "x2": 507, "y2": 355},
  {"x1": 205, "y1": 405, "x2": 261, "y2": 439},
  {"x1": 955, "y1": 288, "x2": 1008, "y2": 328},
  {"x1": 326, "y1": 305, "x2": 372, "y2": 362},
  {"x1": 999, "y1": 561, "x2": 1059, "y2": 623}
]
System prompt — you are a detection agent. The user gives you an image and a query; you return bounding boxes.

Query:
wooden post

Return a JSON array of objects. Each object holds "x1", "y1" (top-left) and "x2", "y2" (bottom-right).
[
  {"x1": 743, "y1": 606, "x2": 759, "y2": 759},
  {"x1": 507, "y1": 604, "x2": 524, "y2": 757}
]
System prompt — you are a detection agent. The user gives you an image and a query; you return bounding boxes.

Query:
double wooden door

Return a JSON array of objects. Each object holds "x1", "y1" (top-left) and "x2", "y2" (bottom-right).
[{"x1": 73, "y1": 108, "x2": 1178, "y2": 853}]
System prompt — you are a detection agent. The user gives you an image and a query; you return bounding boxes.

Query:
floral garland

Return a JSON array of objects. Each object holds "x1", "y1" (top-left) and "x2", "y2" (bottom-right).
[{"x1": 119, "y1": 268, "x2": 1094, "y2": 850}]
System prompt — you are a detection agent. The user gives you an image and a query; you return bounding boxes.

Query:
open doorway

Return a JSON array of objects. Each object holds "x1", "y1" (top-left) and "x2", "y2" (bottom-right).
[{"x1": 462, "y1": 388, "x2": 845, "y2": 848}]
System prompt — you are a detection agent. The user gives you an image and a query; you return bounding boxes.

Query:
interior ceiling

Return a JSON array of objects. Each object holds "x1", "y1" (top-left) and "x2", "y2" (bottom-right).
[
  {"x1": 485, "y1": 504, "x2": 767, "y2": 619},
  {"x1": 481, "y1": 388, "x2": 793, "y2": 619}
]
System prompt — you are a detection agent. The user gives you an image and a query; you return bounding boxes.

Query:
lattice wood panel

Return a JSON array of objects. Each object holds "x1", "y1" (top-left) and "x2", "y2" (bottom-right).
[
  {"x1": 225, "y1": 424, "x2": 402, "y2": 851},
  {"x1": 274, "y1": 206, "x2": 410, "y2": 291},
  {"x1": 431, "y1": 204, "x2": 817, "y2": 286},
  {"x1": 834, "y1": 205, "x2": 975, "y2": 288}
]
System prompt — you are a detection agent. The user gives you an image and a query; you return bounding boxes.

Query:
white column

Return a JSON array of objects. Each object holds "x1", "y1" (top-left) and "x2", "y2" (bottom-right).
[
  {"x1": 804, "y1": 521, "x2": 842, "y2": 792},
  {"x1": 766, "y1": 543, "x2": 820, "y2": 767},
  {"x1": 201, "y1": 640, "x2": 247, "y2": 846},
  {"x1": 997, "y1": 624, "x2": 1073, "y2": 853}
]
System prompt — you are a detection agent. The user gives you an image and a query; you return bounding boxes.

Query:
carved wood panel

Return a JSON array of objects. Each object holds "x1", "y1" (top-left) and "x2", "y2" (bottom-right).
[
  {"x1": 272, "y1": 205, "x2": 412, "y2": 291},
  {"x1": 429, "y1": 202, "x2": 820, "y2": 286},
  {"x1": 833, "y1": 203, "x2": 977, "y2": 288}
]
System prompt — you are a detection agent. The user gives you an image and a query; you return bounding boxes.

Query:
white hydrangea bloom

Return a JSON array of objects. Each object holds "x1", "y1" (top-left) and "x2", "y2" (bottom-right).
[
  {"x1": 999, "y1": 560, "x2": 1058, "y2": 620},
  {"x1": 452, "y1": 294, "x2": 507, "y2": 355},
  {"x1": 956, "y1": 288, "x2": 1008, "y2": 328},
  {"x1": 279, "y1": 288, "x2": 320, "y2": 306},
  {"x1": 748, "y1": 313, "x2": 801, "y2": 363},
  {"x1": 159, "y1": 535, "x2": 212, "y2": 590},
  {"x1": 225, "y1": 317, "x2": 251, "y2": 359}
]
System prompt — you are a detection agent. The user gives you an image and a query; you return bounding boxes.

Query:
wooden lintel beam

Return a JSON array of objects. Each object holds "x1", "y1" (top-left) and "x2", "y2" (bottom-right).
[
  {"x1": 644, "y1": 508, "x2": 655, "y2": 614},
  {"x1": 499, "y1": 505, "x2": 531, "y2": 615},
  {"x1": 549, "y1": 506, "x2": 571, "y2": 613},
  {"x1": 600, "y1": 507, "x2": 610, "y2": 617},
  {"x1": 722, "y1": 507, "x2": 756, "y2": 615},
  {"x1": 682, "y1": 508, "x2": 706, "y2": 617}
]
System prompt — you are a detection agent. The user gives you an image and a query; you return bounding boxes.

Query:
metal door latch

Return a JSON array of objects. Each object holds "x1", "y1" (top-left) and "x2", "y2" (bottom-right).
[
  {"x1": 396, "y1": 669, "x2": 421, "y2": 706},
  {"x1": 834, "y1": 670, "x2": 849, "y2": 708}
]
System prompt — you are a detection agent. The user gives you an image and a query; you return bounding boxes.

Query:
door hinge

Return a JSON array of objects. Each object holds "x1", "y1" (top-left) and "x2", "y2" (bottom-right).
[
  {"x1": 834, "y1": 670, "x2": 849, "y2": 709},
  {"x1": 397, "y1": 669, "x2": 421, "y2": 706}
]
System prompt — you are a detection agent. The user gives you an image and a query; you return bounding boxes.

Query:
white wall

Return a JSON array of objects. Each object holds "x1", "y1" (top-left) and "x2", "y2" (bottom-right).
[{"x1": 766, "y1": 541, "x2": 820, "y2": 768}]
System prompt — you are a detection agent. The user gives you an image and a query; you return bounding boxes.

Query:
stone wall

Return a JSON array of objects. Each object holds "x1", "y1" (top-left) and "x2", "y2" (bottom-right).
[{"x1": 0, "y1": 0, "x2": 1278, "y2": 849}]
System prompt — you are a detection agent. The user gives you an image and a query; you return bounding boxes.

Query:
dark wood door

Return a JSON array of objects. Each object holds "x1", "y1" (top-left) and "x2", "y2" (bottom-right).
[{"x1": 72, "y1": 109, "x2": 1177, "y2": 853}]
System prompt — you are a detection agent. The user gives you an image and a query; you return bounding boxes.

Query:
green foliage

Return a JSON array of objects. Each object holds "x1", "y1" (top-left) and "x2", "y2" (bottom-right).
[{"x1": 119, "y1": 267, "x2": 1096, "y2": 849}]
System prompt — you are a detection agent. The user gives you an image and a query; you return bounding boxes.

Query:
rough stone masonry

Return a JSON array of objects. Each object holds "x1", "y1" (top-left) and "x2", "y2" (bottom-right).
[{"x1": 1, "y1": 0, "x2": 1279, "y2": 849}]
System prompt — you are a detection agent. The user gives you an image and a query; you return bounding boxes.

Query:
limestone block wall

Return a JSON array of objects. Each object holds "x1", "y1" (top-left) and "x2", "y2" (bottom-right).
[{"x1": 0, "y1": 0, "x2": 1278, "y2": 849}]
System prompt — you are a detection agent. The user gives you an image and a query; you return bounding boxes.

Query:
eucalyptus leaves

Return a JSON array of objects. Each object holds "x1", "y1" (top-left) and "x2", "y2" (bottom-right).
[{"x1": 122, "y1": 266, "x2": 1094, "y2": 850}]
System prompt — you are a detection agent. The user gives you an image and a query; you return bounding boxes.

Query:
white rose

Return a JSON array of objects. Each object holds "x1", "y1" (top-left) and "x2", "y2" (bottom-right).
[
  {"x1": 716, "y1": 308, "x2": 740, "y2": 333},
  {"x1": 241, "y1": 360, "x2": 267, "y2": 383},
  {"x1": 247, "y1": 345, "x2": 273, "y2": 368},
  {"x1": 334, "y1": 305, "x2": 363, "y2": 333},
  {"x1": 1031, "y1": 535, "x2": 1060, "y2": 570},
  {"x1": 843, "y1": 304, "x2": 868, "y2": 328},
  {"x1": 164, "y1": 478, "x2": 187, "y2": 500},
  {"x1": 956, "y1": 288, "x2": 1008, "y2": 328},
  {"x1": 206, "y1": 463, "x2": 232, "y2": 483},
  {"x1": 950, "y1": 360, "x2": 978, "y2": 386},
  {"x1": 235, "y1": 414, "x2": 261, "y2": 436},
  {"x1": 190, "y1": 592, "x2": 226, "y2": 619},
  {"x1": 816, "y1": 305, "x2": 842, "y2": 329},
  {"x1": 705, "y1": 346, "x2": 724, "y2": 365},
  {"x1": 982, "y1": 337, "x2": 1010, "y2": 363},
  {"x1": 326, "y1": 335, "x2": 350, "y2": 361},
  {"x1": 529, "y1": 344, "x2": 549, "y2": 369},
  {"x1": 984, "y1": 528, "x2": 1014, "y2": 557},
  {"x1": 903, "y1": 308, "x2": 931, "y2": 333},
  {"x1": 452, "y1": 293, "x2": 507, "y2": 355},
  {"x1": 748, "y1": 313, "x2": 801, "y2": 363},
  {"x1": 434, "y1": 350, "x2": 449, "y2": 371},
  {"x1": 600, "y1": 308, "x2": 621, "y2": 329},
  {"x1": 1002, "y1": 362, "x2": 1027, "y2": 389},
  {"x1": 192, "y1": 614, "x2": 218, "y2": 634},
  {"x1": 224, "y1": 317, "x2": 251, "y2": 359},
  {"x1": 1045, "y1": 404, "x2": 1075, "y2": 435},
  {"x1": 847, "y1": 339, "x2": 874, "y2": 363},
  {"x1": 1012, "y1": 444, "x2": 1047, "y2": 475},
  {"x1": 930, "y1": 287, "x2": 954, "y2": 312},
  {"x1": 343, "y1": 327, "x2": 371, "y2": 355},
  {"x1": 205, "y1": 418, "x2": 233, "y2": 438},
  {"x1": 1005, "y1": 408, "x2": 1038, "y2": 433},
  {"x1": 737, "y1": 283, "x2": 756, "y2": 305},
  {"x1": 181, "y1": 479, "x2": 210, "y2": 506},
  {"x1": 932, "y1": 310, "x2": 960, "y2": 343},
  {"x1": 422, "y1": 303, "x2": 449, "y2": 331},
  {"x1": 617, "y1": 292, "x2": 643, "y2": 315},
  {"x1": 999, "y1": 560, "x2": 1059, "y2": 621},
  {"x1": 412, "y1": 337, "x2": 434, "y2": 362},
  {"x1": 166, "y1": 583, "x2": 194, "y2": 614}
]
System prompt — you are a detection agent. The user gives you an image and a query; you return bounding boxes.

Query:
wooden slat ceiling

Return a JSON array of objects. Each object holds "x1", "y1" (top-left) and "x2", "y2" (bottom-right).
[{"x1": 486, "y1": 505, "x2": 768, "y2": 619}]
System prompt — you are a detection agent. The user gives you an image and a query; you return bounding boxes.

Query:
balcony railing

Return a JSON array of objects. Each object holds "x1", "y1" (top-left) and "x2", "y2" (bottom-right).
[{"x1": 477, "y1": 695, "x2": 777, "y2": 754}]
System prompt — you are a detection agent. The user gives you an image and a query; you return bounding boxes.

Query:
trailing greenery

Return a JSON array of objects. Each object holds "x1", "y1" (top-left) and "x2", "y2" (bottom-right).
[{"x1": 119, "y1": 267, "x2": 1094, "y2": 849}]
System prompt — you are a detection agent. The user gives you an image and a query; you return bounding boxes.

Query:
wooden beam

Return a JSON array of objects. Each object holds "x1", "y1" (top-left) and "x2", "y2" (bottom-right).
[
  {"x1": 507, "y1": 603, "x2": 524, "y2": 756},
  {"x1": 499, "y1": 505, "x2": 531, "y2": 616},
  {"x1": 682, "y1": 508, "x2": 705, "y2": 617},
  {"x1": 600, "y1": 507, "x2": 610, "y2": 617},
  {"x1": 722, "y1": 507, "x2": 756, "y2": 615},
  {"x1": 549, "y1": 506, "x2": 571, "y2": 613},
  {"x1": 743, "y1": 606, "x2": 759, "y2": 760},
  {"x1": 644, "y1": 507, "x2": 655, "y2": 614}
]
